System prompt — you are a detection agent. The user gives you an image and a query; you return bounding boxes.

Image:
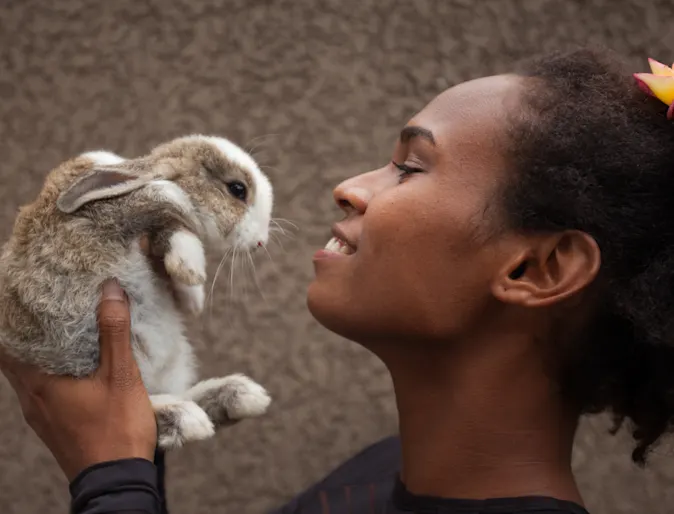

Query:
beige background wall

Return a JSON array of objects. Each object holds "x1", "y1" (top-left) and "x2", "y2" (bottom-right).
[{"x1": 1, "y1": 1, "x2": 673, "y2": 512}]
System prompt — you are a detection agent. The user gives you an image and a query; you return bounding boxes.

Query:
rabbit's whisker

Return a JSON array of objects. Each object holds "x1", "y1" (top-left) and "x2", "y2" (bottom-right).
[
  {"x1": 268, "y1": 233, "x2": 284, "y2": 251},
  {"x1": 269, "y1": 222, "x2": 287, "y2": 236},
  {"x1": 260, "y1": 243, "x2": 278, "y2": 271},
  {"x1": 208, "y1": 247, "x2": 232, "y2": 318},
  {"x1": 271, "y1": 217, "x2": 299, "y2": 231},
  {"x1": 270, "y1": 228, "x2": 296, "y2": 243},
  {"x1": 229, "y1": 247, "x2": 239, "y2": 300},
  {"x1": 246, "y1": 250, "x2": 266, "y2": 301},
  {"x1": 244, "y1": 133, "x2": 279, "y2": 156}
]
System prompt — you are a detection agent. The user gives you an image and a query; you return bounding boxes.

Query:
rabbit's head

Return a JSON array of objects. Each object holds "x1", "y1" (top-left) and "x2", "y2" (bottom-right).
[{"x1": 56, "y1": 135, "x2": 273, "y2": 252}]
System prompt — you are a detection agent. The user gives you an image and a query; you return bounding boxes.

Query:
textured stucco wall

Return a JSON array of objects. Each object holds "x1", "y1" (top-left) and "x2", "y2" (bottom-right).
[{"x1": 1, "y1": 1, "x2": 673, "y2": 512}]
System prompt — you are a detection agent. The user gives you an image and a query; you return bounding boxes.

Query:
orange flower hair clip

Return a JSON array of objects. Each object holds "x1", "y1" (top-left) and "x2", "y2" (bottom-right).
[{"x1": 634, "y1": 58, "x2": 674, "y2": 120}]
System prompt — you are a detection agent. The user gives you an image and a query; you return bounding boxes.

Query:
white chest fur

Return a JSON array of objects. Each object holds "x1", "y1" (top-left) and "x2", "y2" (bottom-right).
[{"x1": 114, "y1": 242, "x2": 197, "y2": 395}]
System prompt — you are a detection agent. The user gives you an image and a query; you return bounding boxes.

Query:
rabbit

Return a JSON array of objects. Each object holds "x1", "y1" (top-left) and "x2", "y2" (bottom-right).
[{"x1": 0, "y1": 135, "x2": 274, "y2": 450}]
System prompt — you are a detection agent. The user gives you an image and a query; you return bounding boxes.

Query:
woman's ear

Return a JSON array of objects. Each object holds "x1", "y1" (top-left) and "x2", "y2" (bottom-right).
[
  {"x1": 491, "y1": 230, "x2": 601, "y2": 308},
  {"x1": 57, "y1": 161, "x2": 177, "y2": 214}
]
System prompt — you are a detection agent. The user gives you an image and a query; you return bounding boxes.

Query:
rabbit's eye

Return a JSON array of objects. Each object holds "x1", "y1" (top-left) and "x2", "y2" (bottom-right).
[{"x1": 226, "y1": 181, "x2": 247, "y2": 202}]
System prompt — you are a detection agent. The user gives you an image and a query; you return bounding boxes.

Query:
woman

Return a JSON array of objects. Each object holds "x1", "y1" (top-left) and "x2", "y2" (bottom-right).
[{"x1": 3, "y1": 47, "x2": 674, "y2": 514}]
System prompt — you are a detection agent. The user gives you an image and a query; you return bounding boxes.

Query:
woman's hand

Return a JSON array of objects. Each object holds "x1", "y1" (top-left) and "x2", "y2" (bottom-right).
[{"x1": 0, "y1": 280, "x2": 157, "y2": 481}]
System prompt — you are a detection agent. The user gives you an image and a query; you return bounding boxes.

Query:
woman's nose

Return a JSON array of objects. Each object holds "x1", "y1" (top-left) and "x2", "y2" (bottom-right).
[
  {"x1": 333, "y1": 168, "x2": 392, "y2": 215},
  {"x1": 333, "y1": 179, "x2": 373, "y2": 215}
]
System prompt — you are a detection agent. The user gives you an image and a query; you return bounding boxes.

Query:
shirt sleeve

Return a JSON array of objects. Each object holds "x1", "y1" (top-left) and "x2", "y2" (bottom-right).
[{"x1": 69, "y1": 459, "x2": 161, "y2": 514}]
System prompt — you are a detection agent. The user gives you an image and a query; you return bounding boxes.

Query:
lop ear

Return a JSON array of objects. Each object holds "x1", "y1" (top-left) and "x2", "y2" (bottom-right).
[{"x1": 57, "y1": 161, "x2": 177, "y2": 214}]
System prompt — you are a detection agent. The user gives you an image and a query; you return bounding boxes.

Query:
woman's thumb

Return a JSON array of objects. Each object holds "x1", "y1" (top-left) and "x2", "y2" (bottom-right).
[{"x1": 96, "y1": 279, "x2": 137, "y2": 387}]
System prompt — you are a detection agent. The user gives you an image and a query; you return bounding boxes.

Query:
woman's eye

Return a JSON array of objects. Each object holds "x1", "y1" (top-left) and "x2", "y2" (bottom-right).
[
  {"x1": 226, "y1": 180, "x2": 247, "y2": 201},
  {"x1": 392, "y1": 161, "x2": 425, "y2": 180}
]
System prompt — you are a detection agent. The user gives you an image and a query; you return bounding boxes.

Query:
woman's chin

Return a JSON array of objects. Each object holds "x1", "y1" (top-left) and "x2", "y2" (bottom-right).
[
  {"x1": 307, "y1": 282, "x2": 387, "y2": 349},
  {"x1": 307, "y1": 280, "x2": 335, "y2": 323},
  {"x1": 307, "y1": 280, "x2": 355, "y2": 338}
]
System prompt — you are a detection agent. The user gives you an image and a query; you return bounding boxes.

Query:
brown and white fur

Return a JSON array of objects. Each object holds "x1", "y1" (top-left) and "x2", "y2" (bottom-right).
[{"x1": 0, "y1": 135, "x2": 273, "y2": 449}]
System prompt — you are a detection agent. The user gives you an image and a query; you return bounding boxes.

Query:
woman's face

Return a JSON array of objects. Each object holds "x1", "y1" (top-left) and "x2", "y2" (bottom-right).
[{"x1": 307, "y1": 75, "x2": 526, "y2": 345}]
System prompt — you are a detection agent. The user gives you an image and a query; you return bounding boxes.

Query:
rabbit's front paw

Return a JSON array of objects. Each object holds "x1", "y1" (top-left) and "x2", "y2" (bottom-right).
[
  {"x1": 185, "y1": 374, "x2": 271, "y2": 427},
  {"x1": 151, "y1": 394, "x2": 215, "y2": 450},
  {"x1": 174, "y1": 282, "x2": 205, "y2": 315},
  {"x1": 164, "y1": 230, "x2": 206, "y2": 286}
]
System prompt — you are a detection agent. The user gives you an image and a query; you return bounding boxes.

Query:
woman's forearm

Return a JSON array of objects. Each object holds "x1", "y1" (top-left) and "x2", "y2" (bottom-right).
[{"x1": 70, "y1": 459, "x2": 160, "y2": 514}]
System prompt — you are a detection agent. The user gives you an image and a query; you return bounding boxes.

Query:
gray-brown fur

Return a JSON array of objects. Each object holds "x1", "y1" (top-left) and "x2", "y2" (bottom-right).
[
  {"x1": 0, "y1": 156, "x2": 195, "y2": 376},
  {"x1": 190, "y1": 384, "x2": 243, "y2": 426}
]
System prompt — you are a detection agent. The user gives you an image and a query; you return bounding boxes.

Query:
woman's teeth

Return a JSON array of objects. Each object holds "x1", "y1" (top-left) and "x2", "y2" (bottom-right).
[{"x1": 325, "y1": 237, "x2": 354, "y2": 255}]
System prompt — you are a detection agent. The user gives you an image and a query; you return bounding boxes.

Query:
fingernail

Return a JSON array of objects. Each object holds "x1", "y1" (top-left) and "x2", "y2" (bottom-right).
[{"x1": 102, "y1": 279, "x2": 126, "y2": 301}]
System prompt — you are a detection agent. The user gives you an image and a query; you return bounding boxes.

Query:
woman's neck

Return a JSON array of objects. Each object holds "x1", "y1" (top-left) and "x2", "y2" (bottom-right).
[{"x1": 382, "y1": 333, "x2": 584, "y2": 505}]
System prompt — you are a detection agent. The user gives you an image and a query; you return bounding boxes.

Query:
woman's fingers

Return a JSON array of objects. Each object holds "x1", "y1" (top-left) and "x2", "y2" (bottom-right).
[
  {"x1": 0, "y1": 350, "x2": 55, "y2": 433},
  {"x1": 138, "y1": 234, "x2": 151, "y2": 256},
  {"x1": 0, "y1": 349, "x2": 20, "y2": 383},
  {"x1": 139, "y1": 233, "x2": 172, "y2": 282},
  {"x1": 0, "y1": 349, "x2": 52, "y2": 396},
  {"x1": 96, "y1": 280, "x2": 141, "y2": 390},
  {"x1": 138, "y1": 234, "x2": 179, "y2": 308},
  {"x1": 0, "y1": 356, "x2": 25, "y2": 402}
]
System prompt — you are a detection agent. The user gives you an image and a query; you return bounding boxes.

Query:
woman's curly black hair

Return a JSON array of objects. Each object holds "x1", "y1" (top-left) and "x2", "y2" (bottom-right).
[{"x1": 503, "y1": 47, "x2": 674, "y2": 464}]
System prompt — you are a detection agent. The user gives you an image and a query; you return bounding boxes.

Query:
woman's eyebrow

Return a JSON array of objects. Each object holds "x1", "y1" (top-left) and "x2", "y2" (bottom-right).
[{"x1": 400, "y1": 126, "x2": 436, "y2": 146}]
